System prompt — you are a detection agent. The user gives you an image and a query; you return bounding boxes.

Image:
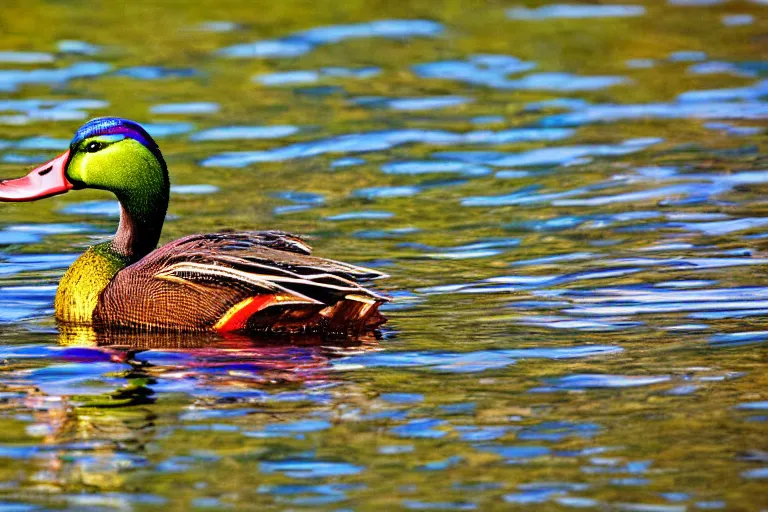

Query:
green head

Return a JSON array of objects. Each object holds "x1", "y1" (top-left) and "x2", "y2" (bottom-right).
[
  {"x1": 0, "y1": 117, "x2": 170, "y2": 260},
  {"x1": 67, "y1": 117, "x2": 169, "y2": 202}
]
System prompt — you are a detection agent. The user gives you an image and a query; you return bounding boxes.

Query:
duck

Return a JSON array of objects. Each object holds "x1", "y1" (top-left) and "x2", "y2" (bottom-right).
[{"x1": 0, "y1": 117, "x2": 389, "y2": 335}]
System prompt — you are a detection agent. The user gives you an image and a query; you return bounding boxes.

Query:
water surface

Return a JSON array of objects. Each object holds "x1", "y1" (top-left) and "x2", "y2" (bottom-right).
[{"x1": 0, "y1": 0, "x2": 766, "y2": 509}]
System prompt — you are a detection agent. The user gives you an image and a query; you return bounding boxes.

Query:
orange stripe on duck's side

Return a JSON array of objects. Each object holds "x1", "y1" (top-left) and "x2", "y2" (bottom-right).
[
  {"x1": 213, "y1": 292, "x2": 387, "y2": 334},
  {"x1": 213, "y1": 293, "x2": 319, "y2": 333},
  {"x1": 214, "y1": 295, "x2": 278, "y2": 333}
]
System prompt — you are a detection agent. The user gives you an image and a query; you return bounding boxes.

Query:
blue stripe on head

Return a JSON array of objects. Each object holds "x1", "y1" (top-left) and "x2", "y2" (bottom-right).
[{"x1": 71, "y1": 117, "x2": 165, "y2": 167}]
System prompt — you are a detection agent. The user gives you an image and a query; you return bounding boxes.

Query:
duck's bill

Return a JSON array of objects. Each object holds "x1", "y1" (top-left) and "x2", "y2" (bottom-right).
[{"x1": 0, "y1": 150, "x2": 73, "y2": 202}]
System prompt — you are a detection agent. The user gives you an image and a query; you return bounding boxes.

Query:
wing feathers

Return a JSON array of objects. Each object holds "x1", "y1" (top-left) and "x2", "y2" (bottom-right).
[
  {"x1": 151, "y1": 232, "x2": 390, "y2": 305},
  {"x1": 95, "y1": 231, "x2": 389, "y2": 333}
]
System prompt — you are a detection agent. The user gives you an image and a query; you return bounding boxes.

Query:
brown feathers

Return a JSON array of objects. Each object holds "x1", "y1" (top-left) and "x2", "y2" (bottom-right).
[{"x1": 93, "y1": 231, "x2": 389, "y2": 336}]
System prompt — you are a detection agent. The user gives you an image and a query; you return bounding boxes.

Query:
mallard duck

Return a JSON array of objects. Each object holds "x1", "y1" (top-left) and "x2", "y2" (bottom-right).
[{"x1": 0, "y1": 117, "x2": 389, "y2": 335}]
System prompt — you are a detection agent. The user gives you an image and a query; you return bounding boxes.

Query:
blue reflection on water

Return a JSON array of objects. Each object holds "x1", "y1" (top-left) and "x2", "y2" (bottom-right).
[
  {"x1": 380, "y1": 392, "x2": 424, "y2": 404},
  {"x1": 541, "y1": 98, "x2": 768, "y2": 127},
  {"x1": 353, "y1": 185, "x2": 422, "y2": 199},
  {"x1": 517, "y1": 421, "x2": 601, "y2": 441},
  {"x1": 57, "y1": 40, "x2": 101, "y2": 55},
  {"x1": 541, "y1": 374, "x2": 671, "y2": 390},
  {"x1": 142, "y1": 122, "x2": 195, "y2": 137},
  {"x1": 392, "y1": 418, "x2": 447, "y2": 439},
  {"x1": 245, "y1": 419, "x2": 332, "y2": 438},
  {"x1": 1, "y1": 153, "x2": 52, "y2": 164},
  {"x1": 116, "y1": 66, "x2": 198, "y2": 80},
  {"x1": 354, "y1": 95, "x2": 472, "y2": 111},
  {"x1": 0, "y1": 253, "x2": 79, "y2": 277},
  {"x1": 256, "y1": 70, "x2": 320, "y2": 86},
  {"x1": 722, "y1": 14, "x2": 753, "y2": 26},
  {"x1": 446, "y1": 138, "x2": 660, "y2": 175},
  {"x1": 325, "y1": 211, "x2": 394, "y2": 221},
  {"x1": 382, "y1": 160, "x2": 492, "y2": 176},
  {"x1": 257, "y1": 67, "x2": 380, "y2": 86},
  {"x1": 260, "y1": 460, "x2": 364, "y2": 478},
  {"x1": 60, "y1": 200, "x2": 120, "y2": 217},
  {"x1": 710, "y1": 332, "x2": 768, "y2": 347},
  {"x1": 0, "y1": 62, "x2": 111, "y2": 92},
  {"x1": 479, "y1": 445, "x2": 551, "y2": 460},
  {"x1": 218, "y1": 19, "x2": 443, "y2": 58},
  {"x1": 507, "y1": 4, "x2": 646, "y2": 19},
  {"x1": 170, "y1": 184, "x2": 219, "y2": 195},
  {"x1": 191, "y1": 125, "x2": 298, "y2": 141},
  {"x1": 668, "y1": 51, "x2": 707, "y2": 62},
  {"x1": 337, "y1": 345, "x2": 621, "y2": 373},
  {"x1": 0, "y1": 51, "x2": 53, "y2": 64},
  {"x1": 202, "y1": 127, "x2": 572, "y2": 167},
  {"x1": 151, "y1": 102, "x2": 219, "y2": 115},
  {"x1": 0, "y1": 3, "x2": 766, "y2": 509},
  {"x1": 14, "y1": 136, "x2": 69, "y2": 150},
  {"x1": 0, "y1": 98, "x2": 108, "y2": 124},
  {"x1": 0, "y1": 285, "x2": 57, "y2": 322},
  {"x1": 414, "y1": 55, "x2": 626, "y2": 91}
]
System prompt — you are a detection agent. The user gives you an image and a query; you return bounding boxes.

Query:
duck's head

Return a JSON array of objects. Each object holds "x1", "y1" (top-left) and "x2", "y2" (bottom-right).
[
  {"x1": 1, "y1": 117, "x2": 170, "y2": 260},
  {"x1": 0, "y1": 117, "x2": 168, "y2": 203}
]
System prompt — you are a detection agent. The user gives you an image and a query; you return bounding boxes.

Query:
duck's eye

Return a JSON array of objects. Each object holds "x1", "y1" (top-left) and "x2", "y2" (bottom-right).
[{"x1": 85, "y1": 141, "x2": 106, "y2": 153}]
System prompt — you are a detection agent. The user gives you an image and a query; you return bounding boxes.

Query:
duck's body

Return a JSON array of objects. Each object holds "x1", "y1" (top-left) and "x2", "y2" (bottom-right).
[
  {"x1": 0, "y1": 118, "x2": 388, "y2": 335},
  {"x1": 55, "y1": 233, "x2": 387, "y2": 334}
]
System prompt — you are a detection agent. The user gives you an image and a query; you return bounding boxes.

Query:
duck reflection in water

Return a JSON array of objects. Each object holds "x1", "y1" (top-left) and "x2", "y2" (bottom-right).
[
  {"x1": 56, "y1": 324, "x2": 382, "y2": 385},
  {"x1": 6, "y1": 327, "x2": 381, "y2": 491}
]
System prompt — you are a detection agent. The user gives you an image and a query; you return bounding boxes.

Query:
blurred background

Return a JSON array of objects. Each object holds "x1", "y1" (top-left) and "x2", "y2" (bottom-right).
[{"x1": 0, "y1": 0, "x2": 766, "y2": 509}]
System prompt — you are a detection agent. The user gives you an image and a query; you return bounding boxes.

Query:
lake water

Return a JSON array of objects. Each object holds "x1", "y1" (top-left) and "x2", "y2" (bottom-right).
[{"x1": 0, "y1": 0, "x2": 766, "y2": 509}]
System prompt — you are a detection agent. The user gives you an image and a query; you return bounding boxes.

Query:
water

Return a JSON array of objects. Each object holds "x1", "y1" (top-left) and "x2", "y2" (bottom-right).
[{"x1": 0, "y1": 0, "x2": 766, "y2": 509}]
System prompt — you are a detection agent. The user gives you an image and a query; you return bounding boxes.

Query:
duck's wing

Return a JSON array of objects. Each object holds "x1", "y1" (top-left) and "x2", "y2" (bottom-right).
[{"x1": 94, "y1": 231, "x2": 389, "y2": 334}]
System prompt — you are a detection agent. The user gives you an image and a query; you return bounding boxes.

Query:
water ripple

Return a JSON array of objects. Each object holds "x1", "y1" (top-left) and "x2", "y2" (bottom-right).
[
  {"x1": 201, "y1": 127, "x2": 572, "y2": 167},
  {"x1": 0, "y1": 62, "x2": 111, "y2": 93},
  {"x1": 336, "y1": 345, "x2": 621, "y2": 373},
  {"x1": 218, "y1": 19, "x2": 443, "y2": 58},
  {"x1": 507, "y1": 4, "x2": 646, "y2": 19},
  {"x1": 1, "y1": 2, "x2": 767, "y2": 509},
  {"x1": 150, "y1": 102, "x2": 219, "y2": 115},
  {"x1": 414, "y1": 56, "x2": 626, "y2": 91},
  {"x1": 448, "y1": 138, "x2": 660, "y2": 175},
  {"x1": 541, "y1": 374, "x2": 671, "y2": 390},
  {"x1": 260, "y1": 460, "x2": 364, "y2": 478},
  {"x1": 541, "y1": 99, "x2": 768, "y2": 126},
  {"x1": 257, "y1": 67, "x2": 380, "y2": 85},
  {"x1": 191, "y1": 125, "x2": 298, "y2": 141},
  {"x1": 0, "y1": 51, "x2": 53, "y2": 64}
]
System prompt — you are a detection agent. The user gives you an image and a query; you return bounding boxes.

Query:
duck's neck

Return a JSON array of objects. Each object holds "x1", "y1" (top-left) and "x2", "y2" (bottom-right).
[{"x1": 111, "y1": 183, "x2": 169, "y2": 263}]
